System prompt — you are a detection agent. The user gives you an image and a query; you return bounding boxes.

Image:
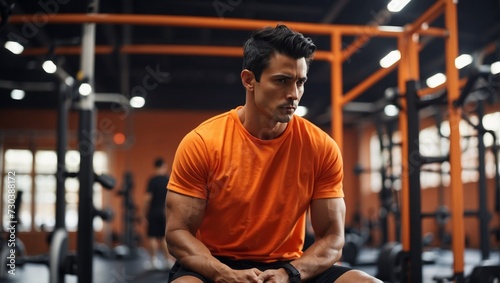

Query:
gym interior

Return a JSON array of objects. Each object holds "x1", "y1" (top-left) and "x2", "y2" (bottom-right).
[{"x1": 0, "y1": 0, "x2": 499, "y2": 282}]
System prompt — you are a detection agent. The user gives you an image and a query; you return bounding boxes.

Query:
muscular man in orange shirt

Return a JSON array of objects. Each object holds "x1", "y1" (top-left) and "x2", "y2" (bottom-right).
[{"x1": 166, "y1": 24, "x2": 382, "y2": 283}]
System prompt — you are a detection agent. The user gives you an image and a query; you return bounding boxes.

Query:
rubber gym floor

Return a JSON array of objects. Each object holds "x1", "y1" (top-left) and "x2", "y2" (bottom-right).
[{"x1": 0, "y1": 247, "x2": 498, "y2": 283}]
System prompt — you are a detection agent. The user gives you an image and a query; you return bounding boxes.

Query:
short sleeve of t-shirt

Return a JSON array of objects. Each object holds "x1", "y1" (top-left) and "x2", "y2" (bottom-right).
[
  {"x1": 311, "y1": 135, "x2": 344, "y2": 199},
  {"x1": 168, "y1": 130, "x2": 210, "y2": 199}
]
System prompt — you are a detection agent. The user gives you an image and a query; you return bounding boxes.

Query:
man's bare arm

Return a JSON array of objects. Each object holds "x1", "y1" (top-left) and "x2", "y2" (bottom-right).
[
  {"x1": 165, "y1": 191, "x2": 263, "y2": 282},
  {"x1": 288, "y1": 198, "x2": 346, "y2": 280}
]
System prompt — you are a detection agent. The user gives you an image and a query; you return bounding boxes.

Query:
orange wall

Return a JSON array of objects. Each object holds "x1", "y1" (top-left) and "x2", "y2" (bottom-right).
[{"x1": 341, "y1": 127, "x2": 361, "y2": 226}]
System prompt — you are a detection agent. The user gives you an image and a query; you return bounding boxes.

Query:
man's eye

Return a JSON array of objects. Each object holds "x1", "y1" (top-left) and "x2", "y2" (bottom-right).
[{"x1": 277, "y1": 79, "x2": 287, "y2": 84}]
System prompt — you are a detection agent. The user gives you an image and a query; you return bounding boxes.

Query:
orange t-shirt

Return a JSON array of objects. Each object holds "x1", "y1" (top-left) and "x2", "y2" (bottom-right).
[{"x1": 168, "y1": 107, "x2": 344, "y2": 262}]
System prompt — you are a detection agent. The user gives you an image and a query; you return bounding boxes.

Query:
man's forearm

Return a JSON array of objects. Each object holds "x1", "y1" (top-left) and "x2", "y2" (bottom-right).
[
  {"x1": 289, "y1": 233, "x2": 343, "y2": 280},
  {"x1": 166, "y1": 229, "x2": 230, "y2": 280}
]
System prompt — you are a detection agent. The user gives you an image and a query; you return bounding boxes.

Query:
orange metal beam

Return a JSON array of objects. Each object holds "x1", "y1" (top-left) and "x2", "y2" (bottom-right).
[
  {"x1": 406, "y1": 0, "x2": 445, "y2": 34},
  {"x1": 416, "y1": 27, "x2": 448, "y2": 37},
  {"x1": 121, "y1": 45, "x2": 243, "y2": 57},
  {"x1": 417, "y1": 78, "x2": 467, "y2": 97},
  {"x1": 482, "y1": 41, "x2": 498, "y2": 57},
  {"x1": 341, "y1": 63, "x2": 398, "y2": 105},
  {"x1": 21, "y1": 46, "x2": 113, "y2": 56},
  {"x1": 342, "y1": 35, "x2": 371, "y2": 63},
  {"x1": 340, "y1": 25, "x2": 444, "y2": 105},
  {"x1": 20, "y1": 44, "x2": 333, "y2": 61},
  {"x1": 408, "y1": 33, "x2": 420, "y2": 81},
  {"x1": 9, "y1": 14, "x2": 405, "y2": 37},
  {"x1": 341, "y1": 27, "x2": 445, "y2": 63},
  {"x1": 332, "y1": 31, "x2": 343, "y2": 150},
  {"x1": 397, "y1": 34, "x2": 411, "y2": 254},
  {"x1": 417, "y1": 39, "x2": 497, "y2": 97},
  {"x1": 444, "y1": 0, "x2": 465, "y2": 278}
]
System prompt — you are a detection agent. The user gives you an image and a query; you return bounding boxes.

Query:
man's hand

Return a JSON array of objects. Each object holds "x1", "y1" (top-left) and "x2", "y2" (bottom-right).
[
  {"x1": 214, "y1": 268, "x2": 265, "y2": 283},
  {"x1": 257, "y1": 268, "x2": 289, "y2": 283}
]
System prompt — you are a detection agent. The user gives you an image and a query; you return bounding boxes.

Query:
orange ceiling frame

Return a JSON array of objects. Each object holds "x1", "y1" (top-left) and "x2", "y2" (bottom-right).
[
  {"x1": 9, "y1": 0, "x2": 469, "y2": 280},
  {"x1": 10, "y1": 11, "x2": 448, "y2": 148}
]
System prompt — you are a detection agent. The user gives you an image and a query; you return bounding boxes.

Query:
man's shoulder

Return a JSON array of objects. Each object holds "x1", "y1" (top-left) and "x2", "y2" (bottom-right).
[
  {"x1": 196, "y1": 110, "x2": 233, "y2": 129},
  {"x1": 189, "y1": 109, "x2": 235, "y2": 140},
  {"x1": 293, "y1": 115, "x2": 330, "y2": 138},
  {"x1": 292, "y1": 115, "x2": 339, "y2": 151},
  {"x1": 180, "y1": 109, "x2": 235, "y2": 148}
]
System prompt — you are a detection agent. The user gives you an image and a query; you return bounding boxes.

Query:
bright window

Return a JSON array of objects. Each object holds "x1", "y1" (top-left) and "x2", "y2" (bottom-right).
[
  {"x1": 483, "y1": 112, "x2": 500, "y2": 179},
  {"x1": 369, "y1": 131, "x2": 402, "y2": 193},
  {"x1": 2, "y1": 148, "x2": 108, "y2": 232},
  {"x1": 34, "y1": 150, "x2": 57, "y2": 231},
  {"x1": 3, "y1": 149, "x2": 33, "y2": 231},
  {"x1": 367, "y1": 111, "x2": 500, "y2": 192}
]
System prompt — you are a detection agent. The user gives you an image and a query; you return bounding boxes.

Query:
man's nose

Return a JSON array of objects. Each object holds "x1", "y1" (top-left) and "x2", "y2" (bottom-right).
[{"x1": 287, "y1": 84, "x2": 299, "y2": 100}]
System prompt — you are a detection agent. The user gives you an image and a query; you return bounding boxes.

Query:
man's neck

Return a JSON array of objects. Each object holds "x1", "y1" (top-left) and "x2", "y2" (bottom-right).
[{"x1": 237, "y1": 106, "x2": 288, "y2": 140}]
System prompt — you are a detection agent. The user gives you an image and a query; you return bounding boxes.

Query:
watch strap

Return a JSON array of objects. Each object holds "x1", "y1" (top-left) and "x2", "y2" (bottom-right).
[{"x1": 282, "y1": 263, "x2": 301, "y2": 282}]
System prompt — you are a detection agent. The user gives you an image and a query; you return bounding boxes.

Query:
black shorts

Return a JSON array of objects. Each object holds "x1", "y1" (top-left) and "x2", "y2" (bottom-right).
[
  {"x1": 147, "y1": 213, "x2": 166, "y2": 237},
  {"x1": 168, "y1": 256, "x2": 351, "y2": 282}
]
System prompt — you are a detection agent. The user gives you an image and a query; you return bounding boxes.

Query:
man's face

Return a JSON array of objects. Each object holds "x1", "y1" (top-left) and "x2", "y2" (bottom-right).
[{"x1": 253, "y1": 52, "x2": 308, "y2": 123}]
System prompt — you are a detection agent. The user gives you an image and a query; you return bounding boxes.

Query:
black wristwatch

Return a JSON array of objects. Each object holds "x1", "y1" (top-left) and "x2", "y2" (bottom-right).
[{"x1": 282, "y1": 263, "x2": 301, "y2": 283}]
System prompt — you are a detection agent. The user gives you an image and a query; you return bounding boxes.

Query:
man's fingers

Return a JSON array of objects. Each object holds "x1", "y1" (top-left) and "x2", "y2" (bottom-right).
[
  {"x1": 256, "y1": 270, "x2": 272, "y2": 281},
  {"x1": 252, "y1": 268, "x2": 263, "y2": 276}
]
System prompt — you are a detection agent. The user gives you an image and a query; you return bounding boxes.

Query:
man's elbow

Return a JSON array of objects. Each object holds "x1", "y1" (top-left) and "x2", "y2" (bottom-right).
[{"x1": 165, "y1": 229, "x2": 181, "y2": 258}]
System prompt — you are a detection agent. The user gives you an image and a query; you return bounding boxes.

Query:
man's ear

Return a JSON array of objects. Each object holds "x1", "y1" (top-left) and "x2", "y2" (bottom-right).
[{"x1": 241, "y1": 69, "x2": 255, "y2": 92}]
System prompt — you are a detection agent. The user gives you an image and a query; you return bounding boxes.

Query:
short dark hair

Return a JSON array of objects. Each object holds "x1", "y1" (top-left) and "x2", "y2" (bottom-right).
[
  {"x1": 154, "y1": 157, "x2": 164, "y2": 168},
  {"x1": 242, "y1": 24, "x2": 316, "y2": 82}
]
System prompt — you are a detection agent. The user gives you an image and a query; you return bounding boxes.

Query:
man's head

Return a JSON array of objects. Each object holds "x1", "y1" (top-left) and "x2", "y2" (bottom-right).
[
  {"x1": 241, "y1": 25, "x2": 316, "y2": 125},
  {"x1": 154, "y1": 157, "x2": 164, "y2": 169},
  {"x1": 242, "y1": 24, "x2": 316, "y2": 82}
]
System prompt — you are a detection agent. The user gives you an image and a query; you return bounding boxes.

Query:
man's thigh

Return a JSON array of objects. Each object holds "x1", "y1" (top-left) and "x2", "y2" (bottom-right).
[
  {"x1": 333, "y1": 269, "x2": 382, "y2": 283},
  {"x1": 170, "y1": 276, "x2": 205, "y2": 283}
]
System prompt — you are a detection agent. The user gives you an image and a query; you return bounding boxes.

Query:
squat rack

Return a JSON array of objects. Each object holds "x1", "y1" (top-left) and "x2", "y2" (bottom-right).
[{"x1": 9, "y1": 0, "x2": 475, "y2": 281}]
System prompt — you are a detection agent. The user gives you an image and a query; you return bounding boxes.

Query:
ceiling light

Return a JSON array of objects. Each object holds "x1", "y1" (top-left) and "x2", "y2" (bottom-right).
[
  {"x1": 10, "y1": 89, "x2": 25, "y2": 100},
  {"x1": 384, "y1": 87, "x2": 398, "y2": 100},
  {"x1": 295, "y1": 106, "x2": 308, "y2": 117},
  {"x1": 387, "y1": 0, "x2": 411, "y2": 12},
  {"x1": 426, "y1": 73, "x2": 446, "y2": 88},
  {"x1": 42, "y1": 60, "x2": 57, "y2": 74},
  {"x1": 78, "y1": 83, "x2": 92, "y2": 96},
  {"x1": 130, "y1": 96, "x2": 145, "y2": 108},
  {"x1": 65, "y1": 76, "x2": 75, "y2": 86},
  {"x1": 4, "y1": 41, "x2": 24, "y2": 54},
  {"x1": 384, "y1": 104, "x2": 399, "y2": 117},
  {"x1": 491, "y1": 61, "x2": 500, "y2": 75},
  {"x1": 455, "y1": 54, "x2": 472, "y2": 69},
  {"x1": 379, "y1": 50, "x2": 401, "y2": 68}
]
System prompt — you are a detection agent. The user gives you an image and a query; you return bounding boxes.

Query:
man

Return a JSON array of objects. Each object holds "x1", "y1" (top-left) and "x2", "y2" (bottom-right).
[
  {"x1": 166, "y1": 24, "x2": 382, "y2": 282},
  {"x1": 142, "y1": 157, "x2": 175, "y2": 269}
]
